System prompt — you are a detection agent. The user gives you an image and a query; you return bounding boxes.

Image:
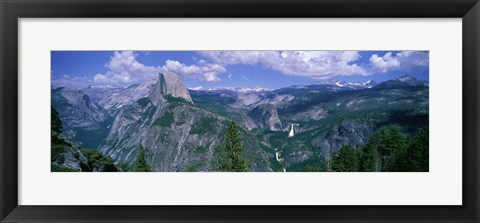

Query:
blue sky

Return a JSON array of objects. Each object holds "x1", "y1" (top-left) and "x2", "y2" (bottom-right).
[{"x1": 51, "y1": 51, "x2": 429, "y2": 89}]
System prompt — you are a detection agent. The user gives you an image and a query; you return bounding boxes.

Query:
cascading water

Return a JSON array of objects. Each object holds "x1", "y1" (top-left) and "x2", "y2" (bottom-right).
[{"x1": 288, "y1": 124, "x2": 295, "y2": 137}]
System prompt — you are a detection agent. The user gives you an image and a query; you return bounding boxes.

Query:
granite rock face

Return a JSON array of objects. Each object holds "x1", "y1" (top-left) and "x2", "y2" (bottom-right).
[
  {"x1": 84, "y1": 82, "x2": 152, "y2": 115},
  {"x1": 151, "y1": 72, "x2": 193, "y2": 104},
  {"x1": 249, "y1": 103, "x2": 282, "y2": 131},
  {"x1": 316, "y1": 120, "x2": 373, "y2": 159},
  {"x1": 99, "y1": 73, "x2": 271, "y2": 172}
]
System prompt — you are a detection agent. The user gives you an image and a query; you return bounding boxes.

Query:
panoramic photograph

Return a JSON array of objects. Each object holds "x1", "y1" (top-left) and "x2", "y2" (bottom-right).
[{"x1": 51, "y1": 50, "x2": 429, "y2": 172}]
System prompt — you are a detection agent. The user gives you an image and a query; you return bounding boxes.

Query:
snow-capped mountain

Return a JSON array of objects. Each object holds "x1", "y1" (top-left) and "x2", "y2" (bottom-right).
[
  {"x1": 189, "y1": 80, "x2": 377, "y2": 95},
  {"x1": 188, "y1": 86, "x2": 272, "y2": 93},
  {"x1": 314, "y1": 79, "x2": 378, "y2": 89}
]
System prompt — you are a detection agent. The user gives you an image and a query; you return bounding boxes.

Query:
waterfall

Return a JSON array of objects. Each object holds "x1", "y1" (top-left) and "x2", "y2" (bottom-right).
[{"x1": 288, "y1": 124, "x2": 295, "y2": 137}]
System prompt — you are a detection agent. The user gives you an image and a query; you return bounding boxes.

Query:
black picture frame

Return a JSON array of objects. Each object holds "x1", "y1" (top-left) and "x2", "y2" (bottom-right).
[{"x1": 1, "y1": 0, "x2": 479, "y2": 222}]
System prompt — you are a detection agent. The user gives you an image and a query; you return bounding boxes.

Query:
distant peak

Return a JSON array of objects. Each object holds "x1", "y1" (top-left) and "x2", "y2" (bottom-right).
[
  {"x1": 189, "y1": 86, "x2": 271, "y2": 93},
  {"x1": 308, "y1": 79, "x2": 378, "y2": 89},
  {"x1": 398, "y1": 75, "x2": 417, "y2": 82},
  {"x1": 374, "y1": 74, "x2": 425, "y2": 89},
  {"x1": 188, "y1": 86, "x2": 203, "y2": 91}
]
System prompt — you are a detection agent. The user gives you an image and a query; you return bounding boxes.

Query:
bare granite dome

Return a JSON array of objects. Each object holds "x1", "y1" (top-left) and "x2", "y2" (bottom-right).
[{"x1": 150, "y1": 72, "x2": 193, "y2": 105}]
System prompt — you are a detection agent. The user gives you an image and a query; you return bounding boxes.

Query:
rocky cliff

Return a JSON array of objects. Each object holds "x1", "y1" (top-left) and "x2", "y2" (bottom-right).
[
  {"x1": 249, "y1": 103, "x2": 282, "y2": 131},
  {"x1": 315, "y1": 120, "x2": 373, "y2": 159}
]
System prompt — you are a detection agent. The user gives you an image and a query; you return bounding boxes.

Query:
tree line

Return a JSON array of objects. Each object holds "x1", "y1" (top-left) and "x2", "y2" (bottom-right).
[{"x1": 331, "y1": 125, "x2": 429, "y2": 172}]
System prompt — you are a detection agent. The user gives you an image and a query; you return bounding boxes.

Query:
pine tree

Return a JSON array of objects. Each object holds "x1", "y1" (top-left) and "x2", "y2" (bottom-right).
[
  {"x1": 331, "y1": 145, "x2": 358, "y2": 172},
  {"x1": 219, "y1": 121, "x2": 249, "y2": 172},
  {"x1": 358, "y1": 144, "x2": 378, "y2": 172},
  {"x1": 367, "y1": 125, "x2": 406, "y2": 171},
  {"x1": 133, "y1": 145, "x2": 152, "y2": 172},
  {"x1": 404, "y1": 127, "x2": 429, "y2": 171},
  {"x1": 383, "y1": 126, "x2": 407, "y2": 171}
]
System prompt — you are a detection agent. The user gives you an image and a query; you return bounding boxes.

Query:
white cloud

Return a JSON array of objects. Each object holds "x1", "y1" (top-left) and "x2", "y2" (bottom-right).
[
  {"x1": 200, "y1": 51, "x2": 429, "y2": 79},
  {"x1": 52, "y1": 50, "x2": 429, "y2": 90},
  {"x1": 369, "y1": 52, "x2": 400, "y2": 74},
  {"x1": 93, "y1": 51, "x2": 162, "y2": 85},
  {"x1": 53, "y1": 51, "x2": 228, "y2": 89},
  {"x1": 96, "y1": 51, "x2": 226, "y2": 84},
  {"x1": 369, "y1": 51, "x2": 429, "y2": 74},
  {"x1": 199, "y1": 51, "x2": 369, "y2": 79},
  {"x1": 52, "y1": 75, "x2": 94, "y2": 89},
  {"x1": 162, "y1": 59, "x2": 226, "y2": 82}
]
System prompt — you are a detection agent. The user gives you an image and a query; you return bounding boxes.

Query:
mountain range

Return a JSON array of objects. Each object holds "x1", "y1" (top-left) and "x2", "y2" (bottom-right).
[{"x1": 52, "y1": 73, "x2": 429, "y2": 172}]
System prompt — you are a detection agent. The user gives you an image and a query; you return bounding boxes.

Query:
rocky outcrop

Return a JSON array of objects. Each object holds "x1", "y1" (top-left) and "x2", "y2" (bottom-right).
[
  {"x1": 249, "y1": 103, "x2": 282, "y2": 131},
  {"x1": 284, "y1": 150, "x2": 314, "y2": 168},
  {"x1": 52, "y1": 133, "x2": 117, "y2": 172},
  {"x1": 51, "y1": 134, "x2": 88, "y2": 171},
  {"x1": 314, "y1": 120, "x2": 373, "y2": 158}
]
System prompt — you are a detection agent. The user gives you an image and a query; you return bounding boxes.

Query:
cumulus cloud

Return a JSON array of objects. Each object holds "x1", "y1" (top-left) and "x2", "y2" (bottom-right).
[
  {"x1": 369, "y1": 52, "x2": 400, "y2": 74},
  {"x1": 162, "y1": 59, "x2": 226, "y2": 82},
  {"x1": 93, "y1": 51, "x2": 162, "y2": 85},
  {"x1": 369, "y1": 51, "x2": 429, "y2": 74},
  {"x1": 53, "y1": 51, "x2": 228, "y2": 89},
  {"x1": 200, "y1": 50, "x2": 429, "y2": 79},
  {"x1": 95, "y1": 51, "x2": 226, "y2": 84},
  {"x1": 199, "y1": 51, "x2": 369, "y2": 79}
]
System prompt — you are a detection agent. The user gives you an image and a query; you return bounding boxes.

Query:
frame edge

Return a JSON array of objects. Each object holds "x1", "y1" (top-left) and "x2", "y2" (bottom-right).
[{"x1": 1, "y1": 0, "x2": 479, "y2": 222}]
